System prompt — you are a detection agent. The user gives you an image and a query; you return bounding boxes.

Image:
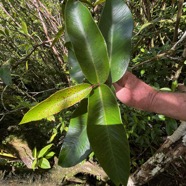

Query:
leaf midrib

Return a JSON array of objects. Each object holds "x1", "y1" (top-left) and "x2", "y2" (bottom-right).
[
  {"x1": 74, "y1": 5, "x2": 100, "y2": 83},
  {"x1": 98, "y1": 86, "x2": 119, "y2": 179}
]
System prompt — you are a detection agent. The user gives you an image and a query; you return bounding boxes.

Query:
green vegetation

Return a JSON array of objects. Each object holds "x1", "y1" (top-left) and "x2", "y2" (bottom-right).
[
  {"x1": 19, "y1": 0, "x2": 133, "y2": 184},
  {"x1": 0, "y1": 0, "x2": 186, "y2": 185}
]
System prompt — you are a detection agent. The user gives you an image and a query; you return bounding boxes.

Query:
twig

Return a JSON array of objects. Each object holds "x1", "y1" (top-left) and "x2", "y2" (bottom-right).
[
  {"x1": 0, "y1": 114, "x2": 5, "y2": 122},
  {"x1": 37, "y1": 1, "x2": 60, "y2": 30},
  {"x1": 0, "y1": 2, "x2": 20, "y2": 27},
  {"x1": 173, "y1": 0, "x2": 184, "y2": 42},
  {"x1": 1, "y1": 85, "x2": 9, "y2": 111},
  {"x1": 132, "y1": 52, "x2": 167, "y2": 69},
  {"x1": 8, "y1": 137, "x2": 34, "y2": 168},
  {"x1": 49, "y1": 160, "x2": 108, "y2": 184},
  {"x1": 0, "y1": 107, "x2": 25, "y2": 122},
  {"x1": 32, "y1": 0, "x2": 64, "y2": 66},
  {"x1": 132, "y1": 30, "x2": 186, "y2": 69},
  {"x1": 168, "y1": 121, "x2": 186, "y2": 143},
  {"x1": 28, "y1": 87, "x2": 57, "y2": 96},
  {"x1": 0, "y1": 1, "x2": 35, "y2": 40},
  {"x1": 171, "y1": 31, "x2": 186, "y2": 51},
  {"x1": 13, "y1": 40, "x2": 52, "y2": 68},
  {"x1": 128, "y1": 121, "x2": 186, "y2": 186}
]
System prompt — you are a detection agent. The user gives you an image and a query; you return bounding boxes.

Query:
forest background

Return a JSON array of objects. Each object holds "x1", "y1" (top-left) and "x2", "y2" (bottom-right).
[{"x1": 0, "y1": 0, "x2": 186, "y2": 185}]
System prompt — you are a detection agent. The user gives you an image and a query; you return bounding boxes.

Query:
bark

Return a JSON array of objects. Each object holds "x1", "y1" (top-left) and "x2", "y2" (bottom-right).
[
  {"x1": 7, "y1": 136, "x2": 34, "y2": 169},
  {"x1": 2, "y1": 135, "x2": 108, "y2": 184},
  {"x1": 128, "y1": 121, "x2": 186, "y2": 186},
  {"x1": 48, "y1": 159, "x2": 108, "y2": 184},
  {"x1": 3, "y1": 122, "x2": 186, "y2": 185}
]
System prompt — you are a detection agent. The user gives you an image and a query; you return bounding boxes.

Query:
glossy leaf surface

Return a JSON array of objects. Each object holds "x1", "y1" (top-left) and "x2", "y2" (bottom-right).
[
  {"x1": 65, "y1": 0, "x2": 109, "y2": 84},
  {"x1": 67, "y1": 42, "x2": 85, "y2": 83},
  {"x1": 20, "y1": 84, "x2": 92, "y2": 124},
  {"x1": 58, "y1": 99, "x2": 91, "y2": 167},
  {"x1": 99, "y1": 0, "x2": 133, "y2": 82},
  {"x1": 87, "y1": 84, "x2": 130, "y2": 185}
]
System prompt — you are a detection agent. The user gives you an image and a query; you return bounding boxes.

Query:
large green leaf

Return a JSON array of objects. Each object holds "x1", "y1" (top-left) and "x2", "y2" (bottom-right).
[
  {"x1": 99, "y1": 0, "x2": 133, "y2": 82},
  {"x1": 65, "y1": 0, "x2": 109, "y2": 84},
  {"x1": 20, "y1": 84, "x2": 92, "y2": 124},
  {"x1": 58, "y1": 99, "x2": 91, "y2": 167},
  {"x1": 66, "y1": 42, "x2": 85, "y2": 83},
  {"x1": 87, "y1": 84, "x2": 130, "y2": 186}
]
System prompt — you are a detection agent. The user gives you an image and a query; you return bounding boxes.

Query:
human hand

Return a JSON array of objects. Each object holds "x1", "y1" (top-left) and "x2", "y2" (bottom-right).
[{"x1": 113, "y1": 71, "x2": 157, "y2": 111}]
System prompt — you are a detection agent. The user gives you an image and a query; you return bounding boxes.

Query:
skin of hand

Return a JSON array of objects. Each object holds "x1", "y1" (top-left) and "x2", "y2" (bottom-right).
[
  {"x1": 113, "y1": 71, "x2": 157, "y2": 111},
  {"x1": 113, "y1": 71, "x2": 186, "y2": 121}
]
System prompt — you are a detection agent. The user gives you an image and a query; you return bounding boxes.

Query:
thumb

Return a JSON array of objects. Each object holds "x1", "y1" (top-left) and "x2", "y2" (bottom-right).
[{"x1": 113, "y1": 82, "x2": 122, "y2": 93}]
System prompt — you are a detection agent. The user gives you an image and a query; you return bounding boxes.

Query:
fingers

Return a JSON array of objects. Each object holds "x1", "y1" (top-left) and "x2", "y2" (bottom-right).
[
  {"x1": 113, "y1": 71, "x2": 133, "y2": 88},
  {"x1": 113, "y1": 82, "x2": 122, "y2": 92}
]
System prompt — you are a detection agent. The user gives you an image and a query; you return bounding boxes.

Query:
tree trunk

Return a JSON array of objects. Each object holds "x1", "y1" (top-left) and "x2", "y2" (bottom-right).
[{"x1": 128, "y1": 121, "x2": 186, "y2": 186}]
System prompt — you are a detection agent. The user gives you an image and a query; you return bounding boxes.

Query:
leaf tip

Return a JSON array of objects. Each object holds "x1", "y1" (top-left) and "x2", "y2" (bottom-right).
[
  {"x1": 19, "y1": 116, "x2": 31, "y2": 125},
  {"x1": 19, "y1": 119, "x2": 27, "y2": 125}
]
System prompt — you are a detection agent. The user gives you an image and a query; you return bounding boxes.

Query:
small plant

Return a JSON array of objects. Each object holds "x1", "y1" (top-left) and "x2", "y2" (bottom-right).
[
  {"x1": 32, "y1": 144, "x2": 55, "y2": 170},
  {"x1": 20, "y1": 0, "x2": 133, "y2": 185}
]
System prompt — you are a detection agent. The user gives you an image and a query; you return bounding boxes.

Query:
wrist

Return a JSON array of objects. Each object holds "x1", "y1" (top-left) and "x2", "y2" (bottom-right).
[{"x1": 146, "y1": 89, "x2": 159, "y2": 113}]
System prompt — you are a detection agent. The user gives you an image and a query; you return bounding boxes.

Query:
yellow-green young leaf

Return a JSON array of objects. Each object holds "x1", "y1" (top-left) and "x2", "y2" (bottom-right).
[
  {"x1": 38, "y1": 144, "x2": 53, "y2": 158},
  {"x1": 94, "y1": 0, "x2": 105, "y2": 6},
  {"x1": 45, "y1": 151, "x2": 55, "y2": 159},
  {"x1": 21, "y1": 21, "x2": 29, "y2": 35},
  {"x1": 38, "y1": 158, "x2": 51, "y2": 169},
  {"x1": 32, "y1": 159, "x2": 37, "y2": 170},
  {"x1": 52, "y1": 26, "x2": 64, "y2": 47},
  {"x1": 26, "y1": 61, "x2": 29, "y2": 71},
  {"x1": 19, "y1": 83, "x2": 92, "y2": 124},
  {"x1": 32, "y1": 147, "x2": 37, "y2": 159},
  {"x1": 48, "y1": 129, "x2": 58, "y2": 143}
]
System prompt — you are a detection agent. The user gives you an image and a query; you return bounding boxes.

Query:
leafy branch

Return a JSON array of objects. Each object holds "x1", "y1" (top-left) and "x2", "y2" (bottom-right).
[{"x1": 132, "y1": 30, "x2": 186, "y2": 70}]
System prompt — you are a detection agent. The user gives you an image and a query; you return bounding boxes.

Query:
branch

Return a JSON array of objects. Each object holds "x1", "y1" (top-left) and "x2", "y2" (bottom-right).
[
  {"x1": 28, "y1": 87, "x2": 57, "y2": 96},
  {"x1": 0, "y1": 107, "x2": 24, "y2": 122},
  {"x1": 32, "y1": 0, "x2": 64, "y2": 66},
  {"x1": 173, "y1": 0, "x2": 184, "y2": 42},
  {"x1": 1, "y1": 85, "x2": 9, "y2": 112},
  {"x1": 7, "y1": 137, "x2": 34, "y2": 169},
  {"x1": 128, "y1": 121, "x2": 186, "y2": 186},
  {"x1": 0, "y1": 2, "x2": 20, "y2": 27},
  {"x1": 132, "y1": 30, "x2": 186, "y2": 69},
  {"x1": 171, "y1": 31, "x2": 186, "y2": 51},
  {"x1": 132, "y1": 52, "x2": 168, "y2": 69},
  {"x1": 48, "y1": 160, "x2": 108, "y2": 185},
  {"x1": 12, "y1": 40, "x2": 52, "y2": 68}
]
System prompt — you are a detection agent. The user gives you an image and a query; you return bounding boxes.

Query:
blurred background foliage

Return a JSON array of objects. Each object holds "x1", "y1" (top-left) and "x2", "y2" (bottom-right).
[{"x1": 0, "y1": 0, "x2": 186, "y2": 180}]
